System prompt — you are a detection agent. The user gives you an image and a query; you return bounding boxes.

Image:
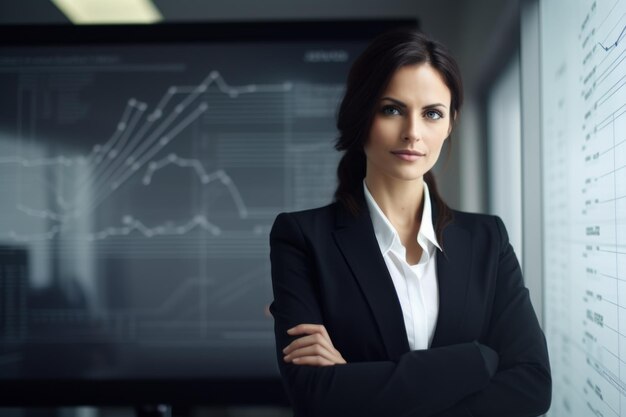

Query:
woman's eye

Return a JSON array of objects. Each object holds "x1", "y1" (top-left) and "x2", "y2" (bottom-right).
[
  {"x1": 425, "y1": 110, "x2": 443, "y2": 120},
  {"x1": 381, "y1": 105, "x2": 401, "y2": 116}
]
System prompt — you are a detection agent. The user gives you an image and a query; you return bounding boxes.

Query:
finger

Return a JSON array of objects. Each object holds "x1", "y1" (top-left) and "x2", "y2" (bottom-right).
[
  {"x1": 283, "y1": 324, "x2": 345, "y2": 361},
  {"x1": 284, "y1": 344, "x2": 336, "y2": 363},
  {"x1": 283, "y1": 333, "x2": 335, "y2": 355},
  {"x1": 287, "y1": 323, "x2": 326, "y2": 337},
  {"x1": 287, "y1": 348, "x2": 346, "y2": 365},
  {"x1": 284, "y1": 340, "x2": 347, "y2": 365},
  {"x1": 285, "y1": 325, "x2": 335, "y2": 353},
  {"x1": 318, "y1": 325, "x2": 331, "y2": 340},
  {"x1": 284, "y1": 337, "x2": 344, "y2": 363},
  {"x1": 291, "y1": 355, "x2": 335, "y2": 367}
]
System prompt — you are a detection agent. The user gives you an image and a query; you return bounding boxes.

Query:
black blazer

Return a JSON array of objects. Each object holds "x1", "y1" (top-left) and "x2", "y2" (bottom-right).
[{"x1": 269, "y1": 195, "x2": 551, "y2": 417}]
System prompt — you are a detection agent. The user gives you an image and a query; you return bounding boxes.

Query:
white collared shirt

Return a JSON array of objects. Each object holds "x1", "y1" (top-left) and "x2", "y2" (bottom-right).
[{"x1": 363, "y1": 179, "x2": 441, "y2": 350}]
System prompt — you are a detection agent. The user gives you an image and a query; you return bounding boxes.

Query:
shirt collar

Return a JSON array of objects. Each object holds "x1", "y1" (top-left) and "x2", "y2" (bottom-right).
[{"x1": 363, "y1": 179, "x2": 442, "y2": 257}]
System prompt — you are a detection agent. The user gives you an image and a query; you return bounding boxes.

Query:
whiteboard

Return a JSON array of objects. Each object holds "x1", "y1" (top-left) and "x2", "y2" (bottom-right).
[{"x1": 541, "y1": 0, "x2": 626, "y2": 415}]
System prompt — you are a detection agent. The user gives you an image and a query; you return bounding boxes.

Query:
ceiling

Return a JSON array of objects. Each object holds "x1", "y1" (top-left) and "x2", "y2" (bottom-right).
[{"x1": 0, "y1": 0, "x2": 434, "y2": 25}]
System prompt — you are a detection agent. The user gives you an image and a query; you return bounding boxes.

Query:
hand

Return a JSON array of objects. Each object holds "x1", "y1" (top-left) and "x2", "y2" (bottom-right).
[{"x1": 282, "y1": 323, "x2": 347, "y2": 366}]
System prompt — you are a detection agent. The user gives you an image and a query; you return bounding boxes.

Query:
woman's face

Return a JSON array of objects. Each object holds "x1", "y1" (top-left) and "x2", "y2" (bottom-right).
[{"x1": 364, "y1": 63, "x2": 452, "y2": 183}]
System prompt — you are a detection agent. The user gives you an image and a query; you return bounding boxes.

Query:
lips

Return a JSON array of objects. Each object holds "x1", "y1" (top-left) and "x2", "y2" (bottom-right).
[
  {"x1": 391, "y1": 150, "x2": 424, "y2": 162},
  {"x1": 391, "y1": 149, "x2": 425, "y2": 156}
]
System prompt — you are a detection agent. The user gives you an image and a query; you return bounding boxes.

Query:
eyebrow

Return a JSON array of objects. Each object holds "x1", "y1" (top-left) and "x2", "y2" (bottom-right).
[{"x1": 380, "y1": 96, "x2": 448, "y2": 109}]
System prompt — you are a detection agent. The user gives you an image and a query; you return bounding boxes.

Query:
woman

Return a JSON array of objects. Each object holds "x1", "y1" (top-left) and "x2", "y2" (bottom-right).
[{"x1": 269, "y1": 28, "x2": 551, "y2": 417}]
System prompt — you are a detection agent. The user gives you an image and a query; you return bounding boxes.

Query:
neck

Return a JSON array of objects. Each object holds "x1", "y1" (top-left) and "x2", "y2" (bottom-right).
[{"x1": 364, "y1": 173, "x2": 425, "y2": 228}]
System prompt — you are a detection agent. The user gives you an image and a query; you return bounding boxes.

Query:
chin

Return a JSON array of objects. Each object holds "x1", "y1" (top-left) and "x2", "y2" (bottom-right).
[
  {"x1": 368, "y1": 159, "x2": 429, "y2": 182},
  {"x1": 388, "y1": 170, "x2": 425, "y2": 182}
]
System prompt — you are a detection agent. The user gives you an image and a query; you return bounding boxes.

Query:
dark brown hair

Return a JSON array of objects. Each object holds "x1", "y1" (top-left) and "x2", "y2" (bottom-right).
[{"x1": 333, "y1": 27, "x2": 463, "y2": 248}]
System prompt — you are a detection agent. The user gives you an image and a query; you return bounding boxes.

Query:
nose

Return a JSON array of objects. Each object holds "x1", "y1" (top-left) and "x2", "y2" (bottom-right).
[{"x1": 402, "y1": 112, "x2": 422, "y2": 143}]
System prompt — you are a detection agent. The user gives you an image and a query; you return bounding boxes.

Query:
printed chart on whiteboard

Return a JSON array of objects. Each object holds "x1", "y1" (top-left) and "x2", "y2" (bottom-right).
[{"x1": 542, "y1": 0, "x2": 626, "y2": 415}]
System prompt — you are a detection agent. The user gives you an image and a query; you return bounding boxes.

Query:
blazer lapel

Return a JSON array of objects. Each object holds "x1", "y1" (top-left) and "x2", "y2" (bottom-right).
[
  {"x1": 332, "y1": 202, "x2": 410, "y2": 360},
  {"x1": 430, "y1": 212, "x2": 472, "y2": 348}
]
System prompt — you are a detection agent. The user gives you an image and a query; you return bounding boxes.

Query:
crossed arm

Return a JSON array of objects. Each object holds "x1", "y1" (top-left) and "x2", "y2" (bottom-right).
[{"x1": 270, "y1": 212, "x2": 551, "y2": 417}]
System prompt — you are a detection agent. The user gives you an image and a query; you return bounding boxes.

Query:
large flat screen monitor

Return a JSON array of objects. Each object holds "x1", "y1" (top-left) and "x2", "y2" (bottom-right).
[{"x1": 0, "y1": 20, "x2": 417, "y2": 405}]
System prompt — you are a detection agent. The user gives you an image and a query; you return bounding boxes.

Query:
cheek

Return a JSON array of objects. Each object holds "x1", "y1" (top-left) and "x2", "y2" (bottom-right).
[
  {"x1": 427, "y1": 125, "x2": 450, "y2": 147},
  {"x1": 367, "y1": 123, "x2": 382, "y2": 147},
  {"x1": 363, "y1": 141, "x2": 379, "y2": 164},
  {"x1": 368, "y1": 117, "x2": 398, "y2": 144}
]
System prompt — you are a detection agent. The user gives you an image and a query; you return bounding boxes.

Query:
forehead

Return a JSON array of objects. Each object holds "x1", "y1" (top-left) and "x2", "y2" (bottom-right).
[{"x1": 382, "y1": 64, "x2": 451, "y2": 106}]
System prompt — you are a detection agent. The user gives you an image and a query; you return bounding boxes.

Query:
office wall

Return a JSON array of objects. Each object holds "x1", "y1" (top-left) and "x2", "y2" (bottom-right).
[{"x1": 488, "y1": 56, "x2": 523, "y2": 263}]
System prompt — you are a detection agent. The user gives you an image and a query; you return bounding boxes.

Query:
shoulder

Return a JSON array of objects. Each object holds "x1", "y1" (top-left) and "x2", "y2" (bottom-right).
[
  {"x1": 450, "y1": 209, "x2": 502, "y2": 230},
  {"x1": 273, "y1": 202, "x2": 338, "y2": 226},
  {"x1": 449, "y1": 209, "x2": 509, "y2": 249},
  {"x1": 270, "y1": 202, "x2": 339, "y2": 240}
]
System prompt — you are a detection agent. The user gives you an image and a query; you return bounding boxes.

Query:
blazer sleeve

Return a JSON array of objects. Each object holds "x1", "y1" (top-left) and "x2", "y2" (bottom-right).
[
  {"x1": 269, "y1": 212, "x2": 500, "y2": 417},
  {"x1": 434, "y1": 216, "x2": 552, "y2": 417}
]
